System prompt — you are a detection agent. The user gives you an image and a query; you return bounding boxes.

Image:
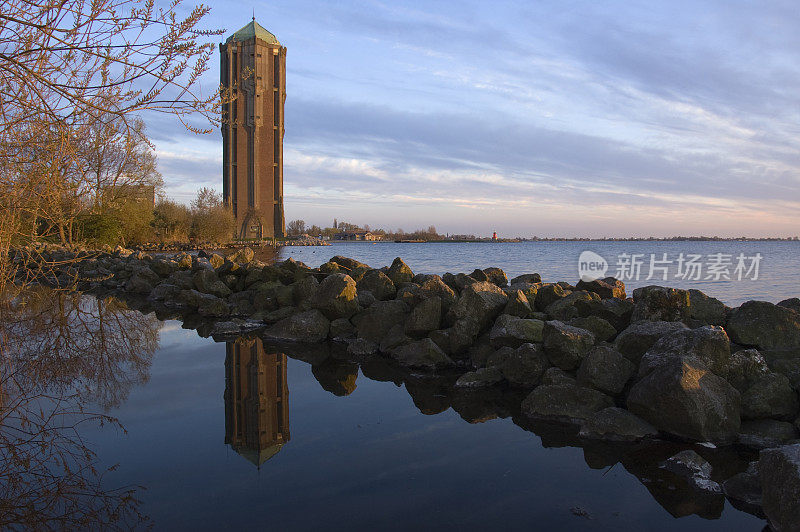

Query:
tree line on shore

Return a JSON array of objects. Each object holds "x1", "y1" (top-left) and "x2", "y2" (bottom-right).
[{"x1": 286, "y1": 219, "x2": 468, "y2": 241}]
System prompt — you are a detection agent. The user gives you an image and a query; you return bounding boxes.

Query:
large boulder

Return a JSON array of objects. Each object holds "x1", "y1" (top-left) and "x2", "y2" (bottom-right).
[
  {"x1": 727, "y1": 348, "x2": 771, "y2": 393},
  {"x1": 521, "y1": 383, "x2": 614, "y2": 422},
  {"x1": 614, "y1": 320, "x2": 689, "y2": 364},
  {"x1": 627, "y1": 356, "x2": 741, "y2": 443},
  {"x1": 535, "y1": 283, "x2": 567, "y2": 311},
  {"x1": 489, "y1": 315, "x2": 544, "y2": 348},
  {"x1": 542, "y1": 320, "x2": 595, "y2": 371},
  {"x1": 576, "y1": 297, "x2": 634, "y2": 332},
  {"x1": 227, "y1": 247, "x2": 254, "y2": 264},
  {"x1": 568, "y1": 316, "x2": 617, "y2": 343},
  {"x1": 579, "y1": 407, "x2": 658, "y2": 442},
  {"x1": 741, "y1": 373, "x2": 799, "y2": 421},
  {"x1": 125, "y1": 271, "x2": 156, "y2": 294},
  {"x1": 575, "y1": 277, "x2": 626, "y2": 299},
  {"x1": 405, "y1": 297, "x2": 442, "y2": 337},
  {"x1": 503, "y1": 289, "x2": 532, "y2": 318},
  {"x1": 310, "y1": 273, "x2": 359, "y2": 319},
  {"x1": 688, "y1": 289, "x2": 728, "y2": 326},
  {"x1": 264, "y1": 309, "x2": 330, "y2": 343},
  {"x1": 727, "y1": 301, "x2": 800, "y2": 351},
  {"x1": 482, "y1": 267, "x2": 508, "y2": 287},
  {"x1": 357, "y1": 269, "x2": 396, "y2": 301},
  {"x1": 545, "y1": 290, "x2": 600, "y2": 321},
  {"x1": 759, "y1": 444, "x2": 800, "y2": 531},
  {"x1": 193, "y1": 269, "x2": 232, "y2": 298},
  {"x1": 418, "y1": 276, "x2": 457, "y2": 311},
  {"x1": 511, "y1": 273, "x2": 541, "y2": 285},
  {"x1": 198, "y1": 296, "x2": 230, "y2": 318},
  {"x1": 637, "y1": 326, "x2": 731, "y2": 379},
  {"x1": 354, "y1": 300, "x2": 408, "y2": 344},
  {"x1": 330, "y1": 255, "x2": 369, "y2": 272},
  {"x1": 387, "y1": 257, "x2": 414, "y2": 286},
  {"x1": 455, "y1": 367, "x2": 504, "y2": 388},
  {"x1": 631, "y1": 285, "x2": 690, "y2": 322},
  {"x1": 497, "y1": 343, "x2": 551, "y2": 387},
  {"x1": 577, "y1": 346, "x2": 635, "y2": 396},
  {"x1": 738, "y1": 419, "x2": 799, "y2": 449},
  {"x1": 448, "y1": 281, "x2": 508, "y2": 330},
  {"x1": 779, "y1": 298, "x2": 800, "y2": 314},
  {"x1": 391, "y1": 338, "x2": 454, "y2": 370}
]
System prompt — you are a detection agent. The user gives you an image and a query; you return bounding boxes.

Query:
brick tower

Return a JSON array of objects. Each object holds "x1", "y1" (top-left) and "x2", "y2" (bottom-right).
[{"x1": 220, "y1": 18, "x2": 286, "y2": 239}]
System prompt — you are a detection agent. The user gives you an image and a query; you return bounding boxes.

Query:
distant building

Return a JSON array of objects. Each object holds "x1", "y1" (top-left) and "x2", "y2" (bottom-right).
[
  {"x1": 220, "y1": 18, "x2": 286, "y2": 240},
  {"x1": 334, "y1": 231, "x2": 381, "y2": 241},
  {"x1": 224, "y1": 338, "x2": 290, "y2": 467}
]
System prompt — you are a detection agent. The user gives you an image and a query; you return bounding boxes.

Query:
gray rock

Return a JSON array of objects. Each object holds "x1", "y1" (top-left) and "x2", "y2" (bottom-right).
[
  {"x1": 345, "y1": 337, "x2": 378, "y2": 356},
  {"x1": 637, "y1": 326, "x2": 731, "y2": 379},
  {"x1": 545, "y1": 290, "x2": 600, "y2": 321},
  {"x1": 329, "y1": 317, "x2": 355, "y2": 339},
  {"x1": 742, "y1": 373, "x2": 799, "y2": 421},
  {"x1": 542, "y1": 320, "x2": 595, "y2": 371},
  {"x1": 503, "y1": 289, "x2": 532, "y2": 318},
  {"x1": 178, "y1": 289, "x2": 210, "y2": 309},
  {"x1": 330, "y1": 255, "x2": 369, "y2": 271},
  {"x1": 579, "y1": 407, "x2": 658, "y2": 441},
  {"x1": 576, "y1": 277, "x2": 626, "y2": 299},
  {"x1": 391, "y1": 338, "x2": 454, "y2": 370},
  {"x1": 418, "y1": 276, "x2": 457, "y2": 311},
  {"x1": 535, "y1": 283, "x2": 567, "y2": 311},
  {"x1": 405, "y1": 296, "x2": 442, "y2": 337},
  {"x1": 631, "y1": 285, "x2": 691, "y2": 322},
  {"x1": 379, "y1": 324, "x2": 411, "y2": 352},
  {"x1": 778, "y1": 298, "x2": 800, "y2": 314},
  {"x1": 262, "y1": 306, "x2": 297, "y2": 324},
  {"x1": 577, "y1": 346, "x2": 635, "y2": 395},
  {"x1": 569, "y1": 316, "x2": 617, "y2": 342},
  {"x1": 455, "y1": 367, "x2": 504, "y2": 388},
  {"x1": 396, "y1": 283, "x2": 422, "y2": 307},
  {"x1": 357, "y1": 269, "x2": 396, "y2": 301},
  {"x1": 198, "y1": 296, "x2": 230, "y2": 318},
  {"x1": 727, "y1": 301, "x2": 800, "y2": 351},
  {"x1": 150, "y1": 258, "x2": 177, "y2": 277},
  {"x1": 387, "y1": 257, "x2": 414, "y2": 286},
  {"x1": 357, "y1": 289, "x2": 377, "y2": 308},
  {"x1": 759, "y1": 444, "x2": 800, "y2": 531},
  {"x1": 521, "y1": 384, "x2": 614, "y2": 422},
  {"x1": 448, "y1": 318, "x2": 482, "y2": 354},
  {"x1": 508, "y1": 281, "x2": 539, "y2": 303},
  {"x1": 576, "y1": 297, "x2": 634, "y2": 332},
  {"x1": 292, "y1": 275, "x2": 319, "y2": 308},
  {"x1": 498, "y1": 343, "x2": 550, "y2": 387},
  {"x1": 448, "y1": 281, "x2": 509, "y2": 330},
  {"x1": 770, "y1": 358, "x2": 800, "y2": 393},
  {"x1": 125, "y1": 272, "x2": 155, "y2": 294},
  {"x1": 627, "y1": 356, "x2": 741, "y2": 444},
  {"x1": 264, "y1": 309, "x2": 330, "y2": 343},
  {"x1": 489, "y1": 315, "x2": 544, "y2": 348},
  {"x1": 482, "y1": 267, "x2": 508, "y2": 287},
  {"x1": 739, "y1": 419, "x2": 799, "y2": 449},
  {"x1": 688, "y1": 289, "x2": 729, "y2": 326},
  {"x1": 193, "y1": 269, "x2": 232, "y2": 298},
  {"x1": 310, "y1": 273, "x2": 359, "y2": 319},
  {"x1": 354, "y1": 300, "x2": 408, "y2": 343},
  {"x1": 541, "y1": 367, "x2": 577, "y2": 386},
  {"x1": 723, "y1": 462, "x2": 763, "y2": 518},
  {"x1": 209, "y1": 253, "x2": 225, "y2": 269},
  {"x1": 614, "y1": 320, "x2": 689, "y2": 364},
  {"x1": 662, "y1": 450, "x2": 722, "y2": 494},
  {"x1": 510, "y1": 273, "x2": 541, "y2": 285},
  {"x1": 227, "y1": 247, "x2": 254, "y2": 264},
  {"x1": 728, "y1": 348, "x2": 770, "y2": 393}
]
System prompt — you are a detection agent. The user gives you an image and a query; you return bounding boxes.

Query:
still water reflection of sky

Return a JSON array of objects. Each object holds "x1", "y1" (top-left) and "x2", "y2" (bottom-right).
[{"x1": 80, "y1": 322, "x2": 763, "y2": 530}]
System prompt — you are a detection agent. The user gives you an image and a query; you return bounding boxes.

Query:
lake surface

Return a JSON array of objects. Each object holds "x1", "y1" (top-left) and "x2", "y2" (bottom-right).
[
  {"x1": 281, "y1": 240, "x2": 800, "y2": 306},
  {"x1": 5, "y1": 240, "x2": 799, "y2": 530}
]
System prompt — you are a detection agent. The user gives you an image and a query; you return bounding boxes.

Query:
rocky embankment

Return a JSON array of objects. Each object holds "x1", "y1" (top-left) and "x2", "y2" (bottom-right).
[{"x1": 9, "y1": 244, "x2": 800, "y2": 529}]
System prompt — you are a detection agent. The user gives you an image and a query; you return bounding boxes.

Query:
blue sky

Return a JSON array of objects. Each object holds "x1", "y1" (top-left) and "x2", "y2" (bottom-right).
[{"x1": 151, "y1": 0, "x2": 800, "y2": 237}]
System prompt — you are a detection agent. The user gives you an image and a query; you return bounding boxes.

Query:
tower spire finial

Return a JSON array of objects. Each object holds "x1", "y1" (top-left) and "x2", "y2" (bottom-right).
[{"x1": 252, "y1": 9, "x2": 255, "y2": 21}]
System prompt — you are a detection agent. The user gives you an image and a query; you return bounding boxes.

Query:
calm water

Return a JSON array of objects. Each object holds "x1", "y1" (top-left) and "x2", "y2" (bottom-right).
[
  {"x1": 281, "y1": 240, "x2": 800, "y2": 306},
  {"x1": 5, "y1": 241, "x2": 799, "y2": 530}
]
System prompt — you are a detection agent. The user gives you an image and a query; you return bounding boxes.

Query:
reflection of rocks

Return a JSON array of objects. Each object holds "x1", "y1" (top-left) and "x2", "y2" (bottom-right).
[
  {"x1": 224, "y1": 338, "x2": 290, "y2": 467},
  {"x1": 311, "y1": 358, "x2": 358, "y2": 396}
]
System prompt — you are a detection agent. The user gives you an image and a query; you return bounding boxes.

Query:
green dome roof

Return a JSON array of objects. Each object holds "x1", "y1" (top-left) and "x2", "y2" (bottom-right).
[{"x1": 226, "y1": 19, "x2": 280, "y2": 45}]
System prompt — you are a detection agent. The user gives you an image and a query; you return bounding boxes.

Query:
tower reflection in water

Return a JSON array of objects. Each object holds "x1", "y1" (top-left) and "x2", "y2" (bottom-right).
[{"x1": 224, "y1": 338, "x2": 290, "y2": 467}]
